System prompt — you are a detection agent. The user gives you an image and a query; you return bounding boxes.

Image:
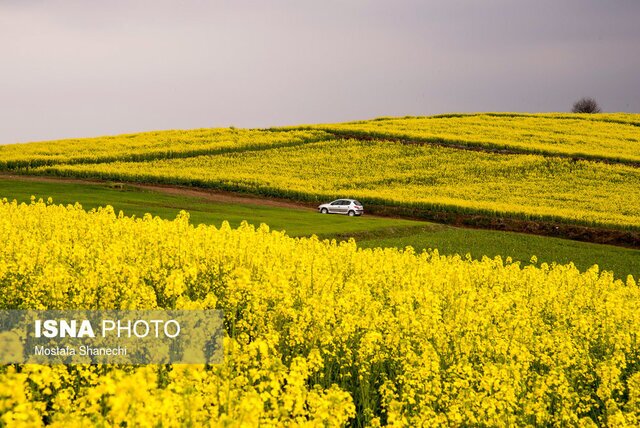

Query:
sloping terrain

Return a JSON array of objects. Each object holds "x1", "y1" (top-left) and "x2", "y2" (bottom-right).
[
  {"x1": 32, "y1": 138, "x2": 640, "y2": 231},
  {"x1": 3, "y1": 113, "x2": 640, "y2": 245},
  {"x1": 309, "y1": 113, "x2": 640, "y2": 164},
  {"x1": 0, "y1": 128, "x2": 329, "y2": 168},
  {"x1": 2, "y1": 115, "x2": 640, "y2": 426}
]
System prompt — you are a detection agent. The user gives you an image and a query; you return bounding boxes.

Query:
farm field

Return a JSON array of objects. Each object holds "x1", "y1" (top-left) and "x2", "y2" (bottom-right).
[
  {"x1": 5, "y1": 0, "x2": 640, "y2": 425},
  {"x1": 32, "y1": 139, "x2": 640, "y2": 230},
  {"x1": 1, "y1": 177, "x2": 638, "y2": 279},
  {"x1": 0, "y1": 128, "x2": 330, "y2": 168},
  {"x1": 2, "y1": 113, "x2": 640, "y2": 426},
  {"x1": 1, "y1": 200, "x2": 639, "y2": 426},
  {"x1": 311, "y1": 113, "x2": 640, "y2": 164},
  {"x1": 2, "y1": 113, "x2": 639, "y2": 239}
]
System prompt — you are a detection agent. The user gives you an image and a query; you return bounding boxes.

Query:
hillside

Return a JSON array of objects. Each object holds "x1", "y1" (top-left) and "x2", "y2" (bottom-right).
[
  {"x1": 309, "y1": 113, "x2": 640, "y2": 164},
  {"x1": 3, "y1": 113, "x2": 639, "y2": 246},
  {"x1": 34, "y1": 138, "x2": 640, "y2": 232},
  {"x1": 0, "y1": 128, "x2": 330, "y2": 168}
]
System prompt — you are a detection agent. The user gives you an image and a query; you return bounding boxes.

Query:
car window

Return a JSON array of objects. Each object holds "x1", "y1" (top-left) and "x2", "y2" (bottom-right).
[
  {"x1": 354, "y1": 201, "x2": 362, "y2": 206},
  {"x1": 331, "y1": 200, "x2": 341, "y2": 205}
]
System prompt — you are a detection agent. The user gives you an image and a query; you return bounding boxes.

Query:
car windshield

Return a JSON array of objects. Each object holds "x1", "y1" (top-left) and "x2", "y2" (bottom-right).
[{"x1": 354, "y1": 201, "x2": 362, "y2": 206}]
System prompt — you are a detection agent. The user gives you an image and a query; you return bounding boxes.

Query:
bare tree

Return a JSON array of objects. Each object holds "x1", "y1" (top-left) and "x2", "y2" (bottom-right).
[{"x1": 572, "y1": 97, "x2": 602, "y2": 113}]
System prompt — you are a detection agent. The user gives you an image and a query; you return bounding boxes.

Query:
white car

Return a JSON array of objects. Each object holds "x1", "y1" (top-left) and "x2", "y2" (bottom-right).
[{"x1": 318, "y1": 199, "x2": 364, "y2": 216}]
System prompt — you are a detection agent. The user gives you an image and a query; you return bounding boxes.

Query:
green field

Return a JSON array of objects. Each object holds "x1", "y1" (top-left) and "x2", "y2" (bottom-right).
[
  {"x1": 1, "y1": 177, "x2": 637, "y2": 280},
  {"x1": 359, "y1": 228, "x2": 640, "y2": 280},
  {"x1": 0, "y1": 178, "x2": 420, "y2": 237}
]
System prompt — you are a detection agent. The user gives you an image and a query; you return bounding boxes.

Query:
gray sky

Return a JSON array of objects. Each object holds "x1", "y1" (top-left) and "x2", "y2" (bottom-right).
[{"x1": 1, "y1": 0, "x2": 639, "y2": 144}]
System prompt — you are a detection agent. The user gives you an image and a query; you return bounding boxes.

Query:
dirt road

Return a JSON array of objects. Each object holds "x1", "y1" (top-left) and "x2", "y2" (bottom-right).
[{"x1": 0, "y1": 173, "x2": 315, "y2": 210}]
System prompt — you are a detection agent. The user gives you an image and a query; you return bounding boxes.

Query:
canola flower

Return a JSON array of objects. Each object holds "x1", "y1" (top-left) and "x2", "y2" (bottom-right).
[
  {"x1": 310, "y1": 113, "x2": 640, "y2": 164},
  {"x1": 0, "y1": 199, "x2": 639, "y2": 426},
  {"x1": 4, "y1": 113, "x2": 639, "y2": 171},
  {"x1": 34, "y1": 139, "x2": 640, "y2": 230},
  {"x1": 0, "y1": 128, "x2": 329, "y2": 170}
]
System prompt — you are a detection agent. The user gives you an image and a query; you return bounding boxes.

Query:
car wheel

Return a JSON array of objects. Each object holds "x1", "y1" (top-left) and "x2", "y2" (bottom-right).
[
  {"x1": 321, "y1": 208, "x2": 328, "y2": 214},
  {"x1": 348, "y1": 210, "x2": 355, "y2": 217}
]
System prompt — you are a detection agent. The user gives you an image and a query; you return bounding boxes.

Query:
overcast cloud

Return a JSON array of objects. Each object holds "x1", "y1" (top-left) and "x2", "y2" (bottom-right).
[{"x1": 1, "y1": 0, "x2": 639, "y2": 144}]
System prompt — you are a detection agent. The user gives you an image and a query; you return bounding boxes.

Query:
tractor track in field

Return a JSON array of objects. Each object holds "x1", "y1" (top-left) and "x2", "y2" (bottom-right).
[
  {"x1": 133, "y1": 183, "x2": 316, "y2": 210},
  {"x1": 2, "y1": 173, "x2": 640, "y2": 250}
]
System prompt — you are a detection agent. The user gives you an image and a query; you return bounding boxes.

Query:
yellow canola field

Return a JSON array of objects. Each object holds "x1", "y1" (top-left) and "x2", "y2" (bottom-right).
[
  {"x1": 0, "y1": 128, "x2": 329, "y2": 169},
  {"x1": 1, "y1": 200, "x2": 639, "y2": 426},
  {"x1": 312, "y1": 113, "x2": 640, "y2": 164},
  {"x1": 36, "y1": 139, "x2": 640, "y2": 230}
]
